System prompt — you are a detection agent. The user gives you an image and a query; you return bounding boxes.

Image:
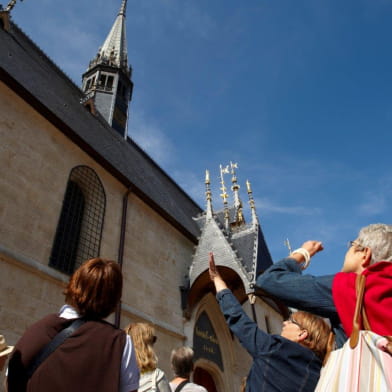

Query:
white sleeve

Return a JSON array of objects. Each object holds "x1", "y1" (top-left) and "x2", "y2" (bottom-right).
[
  {"x1": 156, "y1": 368, "x2": 171, "y2": 392},
  {"x1": 119, "y1": 334, "x2": 140, "y2": 392}
]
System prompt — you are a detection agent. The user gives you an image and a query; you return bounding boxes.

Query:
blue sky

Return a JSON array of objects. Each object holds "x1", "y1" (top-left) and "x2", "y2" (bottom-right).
[{"x1": 9, "y1": 0, "x2": 392, "y2": 276}]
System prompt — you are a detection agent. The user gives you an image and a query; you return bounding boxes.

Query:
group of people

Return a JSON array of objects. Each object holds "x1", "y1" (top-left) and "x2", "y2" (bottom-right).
[
  {"x1": 1, "y1": 222, "x2": 391, "y2": 391},
  {"x1": 125, "y1": 323, "x2": 206, "y2": 392},
  {"x1": 2, "y1": 257, "x2": 207, "y2": 392},
  {"x1": 210, "y1": 222, "x2": 392, "y2": 391}
]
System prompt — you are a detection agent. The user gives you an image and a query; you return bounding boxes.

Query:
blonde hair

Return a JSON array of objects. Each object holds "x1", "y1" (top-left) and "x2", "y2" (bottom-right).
[
  {"x1": 125, "y1": 323, "x2": 157, "y2": 373},
  {"x1": 292, "y1": 311, "x2": 335, "y2": 364}
]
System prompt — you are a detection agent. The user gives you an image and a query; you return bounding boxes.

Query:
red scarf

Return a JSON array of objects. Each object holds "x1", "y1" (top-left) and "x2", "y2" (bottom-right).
[{"x1": 332, "y1": 262, "x2": 392, "y2": 337}]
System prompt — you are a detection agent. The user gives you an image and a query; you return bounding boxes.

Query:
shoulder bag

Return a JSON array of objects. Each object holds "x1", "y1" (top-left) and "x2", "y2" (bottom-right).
[{"x1": 315, "y1": 274, "x2": 392, "y2": 391}]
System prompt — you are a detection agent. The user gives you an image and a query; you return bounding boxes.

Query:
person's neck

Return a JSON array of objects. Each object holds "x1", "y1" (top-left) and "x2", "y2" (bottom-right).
[{"x1": 172, "y1": 376, "x2": 189, "y2": 384}]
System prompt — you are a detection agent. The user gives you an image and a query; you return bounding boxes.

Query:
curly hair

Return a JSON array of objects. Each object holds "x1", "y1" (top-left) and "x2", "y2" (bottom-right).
[{"x1": 125, "y1": 323, "x2": 158, "y2": 373}]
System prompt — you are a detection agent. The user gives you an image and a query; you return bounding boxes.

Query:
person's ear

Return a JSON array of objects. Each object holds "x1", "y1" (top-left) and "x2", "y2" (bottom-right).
[
  {"x1": 298, "y1": 329, "x2": 308, "y2": 343},
  {"x1": 361, "y1": 247, "x2": 372, "y2": 268}
]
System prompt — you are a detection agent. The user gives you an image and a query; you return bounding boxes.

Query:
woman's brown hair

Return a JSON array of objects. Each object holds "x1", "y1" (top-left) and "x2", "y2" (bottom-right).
[
  {"x1": 293, "y1": 311, "x2": 335, "y2": 364},
  {"x1": 64, "y1": 258, "x2": 122, "y2": 319},
  {"x1": 125, "y1": 323, "x2": 158, "y2": 373}
]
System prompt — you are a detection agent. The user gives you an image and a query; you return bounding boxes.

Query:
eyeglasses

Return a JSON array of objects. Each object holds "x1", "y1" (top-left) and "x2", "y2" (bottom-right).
[{"x1": 347, "y1": 240, "x2": 366, "y2": 251}]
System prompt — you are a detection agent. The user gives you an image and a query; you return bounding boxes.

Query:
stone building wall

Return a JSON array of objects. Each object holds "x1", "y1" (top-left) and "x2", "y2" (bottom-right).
[{"x1": 0, "y1": 80, "x2": 194, "y2": 380}]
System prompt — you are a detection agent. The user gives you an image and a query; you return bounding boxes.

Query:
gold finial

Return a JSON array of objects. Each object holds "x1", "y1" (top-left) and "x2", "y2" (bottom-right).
[
  {"x1": 246, "y1": 180, "x2": 252, "y2": 194},
  {"x1": 205, "y1": 169, "x2": 210, "y2": 184},
  {"x1": 284, "y1": 238, "x2": 292, "y2": 255},
  {"x1": 219, "y1": 164, "x2": 229, "y2": 204},
  {"x1": 246, "y1": 179, "x2": 255, "y2": 208}
]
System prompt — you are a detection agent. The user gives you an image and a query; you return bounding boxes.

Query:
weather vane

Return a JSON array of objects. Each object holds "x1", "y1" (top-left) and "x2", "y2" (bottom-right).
[{"x1": 230, "y1": 161, "x2": 238, "y2": 176}]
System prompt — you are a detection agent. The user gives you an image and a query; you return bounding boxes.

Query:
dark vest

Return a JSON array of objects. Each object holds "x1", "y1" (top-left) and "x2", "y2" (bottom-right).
[{"x1": 8, "y1": 314, "x2": 126, "y2": 392}]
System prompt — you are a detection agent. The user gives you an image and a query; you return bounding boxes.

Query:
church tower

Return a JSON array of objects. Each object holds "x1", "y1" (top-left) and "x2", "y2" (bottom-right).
[{"x1": 82, "y1": 0, "x2": 133, "y2": 138}]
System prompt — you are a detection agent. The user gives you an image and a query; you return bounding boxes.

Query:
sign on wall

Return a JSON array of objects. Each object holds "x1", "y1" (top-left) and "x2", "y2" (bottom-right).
[{"x1": 193, "y1": 311, "x2": 223, "y2": 370}]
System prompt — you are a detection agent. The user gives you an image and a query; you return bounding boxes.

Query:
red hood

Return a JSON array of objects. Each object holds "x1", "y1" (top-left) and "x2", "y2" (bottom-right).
[{"x1": 332, "y1": 262, "x2": 392, "y2": 336}]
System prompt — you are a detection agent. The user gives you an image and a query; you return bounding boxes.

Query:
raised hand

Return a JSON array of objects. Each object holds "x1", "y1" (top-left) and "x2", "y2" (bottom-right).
[
  {"x1": 209, "y1": 252, "x2": 220, "y2": 280},
  {"x1": 301, "y1": 241, "x2": 324, "y2": 257},
  {"x1": 208, "y1": 252, "x2": 227, "y2": 292}
]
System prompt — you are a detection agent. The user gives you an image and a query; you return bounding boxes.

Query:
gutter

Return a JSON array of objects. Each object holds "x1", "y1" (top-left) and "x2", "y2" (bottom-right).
[{"x1": 115, "y1": 187, "x2": 132, "y2": 328}]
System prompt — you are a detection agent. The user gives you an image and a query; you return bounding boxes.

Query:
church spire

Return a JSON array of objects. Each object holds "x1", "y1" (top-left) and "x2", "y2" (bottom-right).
[
  {"x1": 82, "y1": 0, "x2": 133, "y2": 138},
  {"x1": 97, "y1": 0, "x2": 129, "y2": 74}
]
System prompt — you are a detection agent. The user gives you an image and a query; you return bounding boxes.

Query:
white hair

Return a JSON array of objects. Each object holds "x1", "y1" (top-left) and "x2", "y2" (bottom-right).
[{"x1": 357, "y1": 223, "x2": 392, "y2": 264}]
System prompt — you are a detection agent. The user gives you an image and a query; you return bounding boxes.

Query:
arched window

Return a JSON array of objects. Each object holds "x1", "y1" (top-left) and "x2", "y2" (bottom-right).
[{"x1": 49, "y1": 166, "x2": 106, "y2": 274}]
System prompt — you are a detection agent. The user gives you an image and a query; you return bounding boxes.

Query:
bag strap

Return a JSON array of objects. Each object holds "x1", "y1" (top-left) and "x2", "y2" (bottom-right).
[
  {"x1": 354, "y1": 273, "x2": 371, "y2": 331},
  {"x1": 350, "y1": 274, "x2": 392, "y2": 355},
  {"x1": 349, "y1": 273, "x2": 374, "y2": 348},
  {"x1": 26, "y1": 318, "x2": 87, "y2": 378},
  {"x1": 174, "y1": 380, "x2": 189, "y2": 392}
]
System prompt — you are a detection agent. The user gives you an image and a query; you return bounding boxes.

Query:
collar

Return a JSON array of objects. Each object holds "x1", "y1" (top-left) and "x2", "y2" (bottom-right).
[{"x1": 58, "y1": 304, "x2": 80, "y2": 319}]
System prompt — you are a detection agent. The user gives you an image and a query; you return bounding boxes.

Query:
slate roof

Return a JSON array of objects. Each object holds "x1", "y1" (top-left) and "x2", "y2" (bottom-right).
[
  {"x1": 190, "y1": 207, "x2": 273, "y2": 294},
  {"x1": 208, "y1": 206, "x2": 273, "y2": 275},
  {"x1": 231, "y1": 224, "x2": 273, "y2": 274},
  {"x1": 0, "y1": 19, "x2": 202, "y2": 241}
]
